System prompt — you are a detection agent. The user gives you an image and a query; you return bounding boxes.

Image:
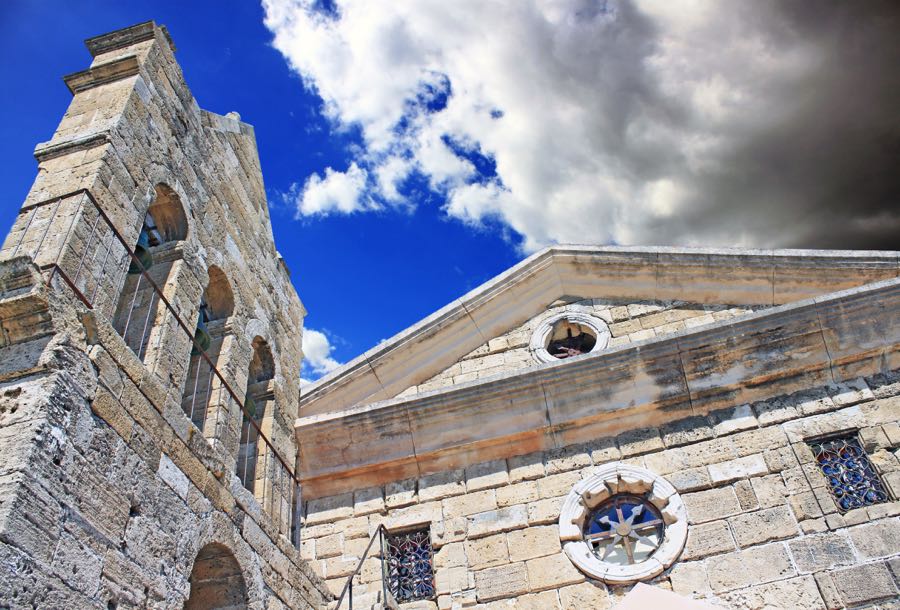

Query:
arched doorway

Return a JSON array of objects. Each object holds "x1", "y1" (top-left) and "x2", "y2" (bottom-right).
[{"x1": 184, "y1": 543, "x2": 248, "y2": 609}]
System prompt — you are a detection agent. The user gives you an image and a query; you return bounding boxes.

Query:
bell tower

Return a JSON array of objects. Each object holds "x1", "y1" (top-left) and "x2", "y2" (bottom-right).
[{"x1": 0, "y1": 21, "x2": 328, "y2": 608}]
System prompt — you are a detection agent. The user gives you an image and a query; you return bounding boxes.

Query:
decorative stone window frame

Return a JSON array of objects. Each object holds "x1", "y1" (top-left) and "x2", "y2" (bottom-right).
[
  {"x1": 529, "y1": 310, "x2": 611, "y2": 364},
  {"x1": 558, "y1": 463, "x2": 687, "y2": 584}
]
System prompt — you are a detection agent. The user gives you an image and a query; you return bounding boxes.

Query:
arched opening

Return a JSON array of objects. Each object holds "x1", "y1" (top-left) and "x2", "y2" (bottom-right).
[
  {"x1": 147, "y1": 184, "x2": 188, "y2": 243},
  {"x1": 247, "y1": 337, "x2": 275, "y2": 385},
  {"x1": 184, "y1": 543, "x2": 247, "y2": 610},
  {"x1": 113, "y1": 183, "x2": 188, "y2": 361},
  {"x1": 182, "y1": 266, "x2": 235, "y2": 432},
  {"x1": 238, "y1": 337, "x2": 275, "y2": 497}
]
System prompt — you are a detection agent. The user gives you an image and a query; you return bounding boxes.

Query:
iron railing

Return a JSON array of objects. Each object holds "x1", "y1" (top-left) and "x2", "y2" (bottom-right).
[
  {"x1": 1, "y1": 188, "x2": 302, "y2": 545},
  {"x1": 335, "y1": 524, "x2": 393, "y2": 610}
]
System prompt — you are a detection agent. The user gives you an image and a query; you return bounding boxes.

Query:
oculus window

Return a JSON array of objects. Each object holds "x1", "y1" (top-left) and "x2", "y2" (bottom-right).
[{"x1": 559, "y1": 463, "x2": 687, "y2": 584}]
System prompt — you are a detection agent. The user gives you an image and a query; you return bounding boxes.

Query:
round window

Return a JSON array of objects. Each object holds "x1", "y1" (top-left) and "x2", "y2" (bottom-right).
[
  {"x1": 559, "y1": 463, "x2": 687, "y2": 584},
  {"x1": 530, "y1": 312, "x2": 610, "y2": 364},
  {"x1": 583, "y1": 494, "x2": 665, "y2": 565},
  {"x1": 546, "y1": 319, "x2": 597, "y2": 359}
]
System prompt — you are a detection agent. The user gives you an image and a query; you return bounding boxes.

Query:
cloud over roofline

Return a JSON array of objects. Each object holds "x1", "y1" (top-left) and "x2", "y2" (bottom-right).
[{"x1": 265, "y1": 0, "x2": 900, "y2": 252}]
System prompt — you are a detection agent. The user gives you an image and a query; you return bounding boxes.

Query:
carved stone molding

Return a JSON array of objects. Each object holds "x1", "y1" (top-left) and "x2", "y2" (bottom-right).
[
  {"x1": 558, "y1": 463, "x2": 688, "y2": 584},
  {"x1": 529, "y1": 310, "x2": 611, "y2": 363}
]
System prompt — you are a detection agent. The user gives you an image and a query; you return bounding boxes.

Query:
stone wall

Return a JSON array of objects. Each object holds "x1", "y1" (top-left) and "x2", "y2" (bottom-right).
[
  {"x1": 303, "y1": 371, "x2": 900, "y2": 609},
  {"x1": 402, "y1": 298, "x2": 769, "y2": 397},
  {"x1": 0, "y1": 21, "x2": 330, "y2": 610}
]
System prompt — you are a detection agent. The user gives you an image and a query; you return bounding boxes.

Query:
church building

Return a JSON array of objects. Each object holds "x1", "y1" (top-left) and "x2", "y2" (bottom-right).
[{"x1": 0, "y1": 21, "x2": 898, "y2": 610}]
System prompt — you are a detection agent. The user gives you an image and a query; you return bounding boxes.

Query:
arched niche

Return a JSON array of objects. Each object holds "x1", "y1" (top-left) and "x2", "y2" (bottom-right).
[
  {"x1": 181, "y1": 266, "x2": 235, "y2": 433},
  {"x1": 238, "y1": 336, "x2": 276, "y2": 498},
  {"x1": 204, "y1": 265, "x2": 234, "y2": 322},
  {"x1": 112, "y1": 183, "x2": 188, "y2": 362},
  {"x1": 147, "y1": 183, "x2": 188, "y2": 243},
  {"x1": 184, "y1": 543, "x2": 248, "y2": 610},
  {"x1": 248, "y1": 337, "x2": 275, "y2": 385}
]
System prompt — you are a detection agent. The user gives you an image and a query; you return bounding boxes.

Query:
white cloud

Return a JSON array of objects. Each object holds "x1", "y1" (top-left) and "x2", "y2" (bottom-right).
[
  {"x1": 290, "y1": 162, "x2": 375, "y2": 216},
  {"x1": 301, "y1": 328, "x2": 342, "y2": 379},
  {"x1": 264, "y1": 0, "x2": 900, "y2": 250}
]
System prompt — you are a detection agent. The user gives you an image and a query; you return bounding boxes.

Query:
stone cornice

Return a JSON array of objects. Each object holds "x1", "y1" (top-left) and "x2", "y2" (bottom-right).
[
  {"x1": 298, "y1": 246, "x2": 899, "y2": 417},
  {"x1": 295, "y1": 277, "x2": 900, "y2": 498},
  {"x1": 34, "y1": 132, "x2": 110, "y2": 162},
  {"x1": 63, "y1": 55, "x2": 141, "y2": 95},
  {"x1": 84, "y1": 21, "x2": 173, "y2": 57}
]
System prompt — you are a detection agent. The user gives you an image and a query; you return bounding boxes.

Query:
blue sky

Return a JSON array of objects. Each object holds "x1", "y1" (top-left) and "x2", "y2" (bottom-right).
[
  {"x1": 0, "y1": 0, "x2": 521, "y2": 380},
  {"x1": 2, "y1": 1, "x2": 898, "y2": 381}
]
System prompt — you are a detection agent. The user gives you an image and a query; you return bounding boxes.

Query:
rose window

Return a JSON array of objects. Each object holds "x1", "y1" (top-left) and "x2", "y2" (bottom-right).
[
  {"x1": 559, "y1": 463, "x2": 687, "y2": 584},
  {"x1": 584, "y1": 494, "x2": 665, "y2": 565}
]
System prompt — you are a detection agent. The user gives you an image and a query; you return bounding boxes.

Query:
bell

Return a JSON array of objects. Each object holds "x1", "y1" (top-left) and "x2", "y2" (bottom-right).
[
  {"x1": 128, "y1": 228, "x2": 154, "y2": 274},
  {"x1": 243, "y1": 395, "x2": 257, "y2": 419},
  {"x1": 191, "y1": 313, "x2": 212, "y2": 355}
]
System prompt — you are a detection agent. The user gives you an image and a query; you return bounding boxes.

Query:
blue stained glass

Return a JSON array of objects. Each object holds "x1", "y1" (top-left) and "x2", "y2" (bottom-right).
[
  {"x1": 386, "y1": 528, "x2": 436, "y2": 602},
  {"x1": 809, "y1": 436, "x2": 889, "y2": 512},
  {"x1": 583, "y1": 494, "x2": 665, "y2": 565}
]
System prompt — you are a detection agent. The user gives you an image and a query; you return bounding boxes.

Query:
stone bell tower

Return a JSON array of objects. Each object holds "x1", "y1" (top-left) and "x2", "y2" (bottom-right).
[{"x1": 0, "y1": 22, "x2": 329, "y2": 608}]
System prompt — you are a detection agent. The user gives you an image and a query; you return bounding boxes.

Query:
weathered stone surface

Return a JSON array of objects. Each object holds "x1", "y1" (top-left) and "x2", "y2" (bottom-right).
[
  {"x1": 831, "y1": 562, "x2": 898, "y2": 606},
  {"x1": 507, "y1": 453, "x2": 545, "y2": 482},
  {"x1": 525, "y1": 554, "x2": 584, "y2": 592},
  {"x1": 669, "y1": 562, "x2": 710, "y2": 597},
  {"x1": 526, "y1": 497, "x2": 562, "y2": 525},
  {"x1": 720, "y1": 575, "x2": 825, "y2": 610},
  {"x1": 681, "y1": 520, "x2": 736, "y2": 560},
  {"x1": 420, "y1": 470, "x2": 467, "y2": 502},
  {"x1": 683, "y1": 487, "x2": 743, "y2": 523},
  {"x1": 436, "y1": 565, "x2": 470, "y2": 596},
  {"x1": 728, "y1": 506, "x2": 797, "y2": 547},
  {"x1": 847, "y1": 518, "x2": 900, "y2": 559},
  {"x1": 496, "y1": 481, "x2": 539, "y2": 508},
  {"x1": 443, "y1": 490, "x2": 497, "y2": 518},
  {"x1": 466, "y1": 460, "x2": 509, "y2": 492},
  {"x1": 465, "y1": 534, "x2": 509, "y2": 569},
  {"x1": 467, "y1": 505, "x2": 528, "y2": 539},
  {"x1": 667, "y1": 467, "x2": 712, "y2": 492},
  {"x1": 385, "y1": 478, "x2": 417, "y2": 508},
  {"x1": 707, "y1": 454, "x2": 768, "y2": 484},
  {"x1": 751, "y1": 473, "x2": 788, "y2": 508},
  {"x1": 474, "y1": 563, "x2": 529, "y2": 601},
  {"x1": 558, "y1": 582, "x2": 611, "y2": 610},
  {"x1": 788, "y1": 532, "x2": 855, "y2": 573},
  {"x1": 434, "y1": 541, "x2": 467, "y2": 569},
  {"x1": 506, "y1": 525, "x2": 560, "y2": 562},
  {"x1": 707, "y1": 544, "x2": 796, "y2": 592},
  {"x1": 0, "y1": 21, "x2": 330, "y2": 610}
]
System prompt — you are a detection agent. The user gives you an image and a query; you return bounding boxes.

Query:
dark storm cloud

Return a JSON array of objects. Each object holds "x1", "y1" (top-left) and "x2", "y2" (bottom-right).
[{"x1": 265, "y1": 0, "x2": 900, "y2": 251}]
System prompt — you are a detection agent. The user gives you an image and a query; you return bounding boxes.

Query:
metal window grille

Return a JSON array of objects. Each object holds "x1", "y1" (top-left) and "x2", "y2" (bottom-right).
[
  {"x1": 385, "y1": 527, "x2": 436, "y2": 603},
  {"x1": 808, "y1": 434, "x2": 889, "y2": 512}
]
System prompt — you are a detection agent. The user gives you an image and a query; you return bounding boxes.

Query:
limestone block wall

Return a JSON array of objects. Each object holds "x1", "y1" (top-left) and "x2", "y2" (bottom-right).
[
  {"x1": 0, "y1": 21, "x2": 305, "y2": 470},
  {"x1": 303, "y1": 371, "x2": 900, "y2": 609},
  {"x1": 0, "y1": 20, "x2": 329, "y2": 610},
  {"x1": 0, "y1": 313, "x2": 329, "y2": 608},
  {"x1": 402, "y1": 298, "x2": 769, "y2": 397}
]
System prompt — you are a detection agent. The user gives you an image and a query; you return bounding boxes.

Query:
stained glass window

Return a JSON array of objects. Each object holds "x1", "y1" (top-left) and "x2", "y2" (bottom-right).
[
  {"x1": 583, "y1": 494, "x2": 665, "y2": 565},
  {"x1": 809, "y1": 435, "x2": 889, "y2": 512},
  {"x1": 385, "y1": 528, "x2": 435, "y2": 602}
]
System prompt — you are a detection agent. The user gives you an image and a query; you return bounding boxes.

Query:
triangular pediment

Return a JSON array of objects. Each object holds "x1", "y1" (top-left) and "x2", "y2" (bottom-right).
[
  {"x1": 299, "y1": 246, "x2": 897, "y2": 417},
  {"x1": 397, "y1": 296, "x2": 772, "y2": 399}
]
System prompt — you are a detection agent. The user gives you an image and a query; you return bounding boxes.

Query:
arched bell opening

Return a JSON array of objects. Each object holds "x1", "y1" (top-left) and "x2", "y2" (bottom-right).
[
  {"x1": 184, "y1": 543, "x2": 248, "y2": 610},
  {"x1": 182, "y1": 266, "x2": 235, "y2": 434},
  {"x1": 237, "y1": 337, "x2": 276, "y2": 500},
  {"x1": 113, "y1": 183, "x2": 188, "y2": 362}
]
